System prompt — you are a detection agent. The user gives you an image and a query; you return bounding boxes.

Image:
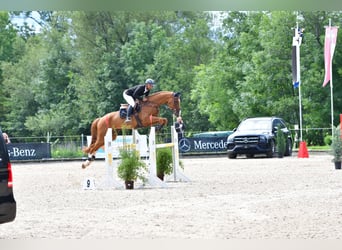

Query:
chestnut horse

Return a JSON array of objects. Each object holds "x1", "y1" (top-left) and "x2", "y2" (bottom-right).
[{"x1": 82, "y1": 91, "x2": 181, "y2": 168}]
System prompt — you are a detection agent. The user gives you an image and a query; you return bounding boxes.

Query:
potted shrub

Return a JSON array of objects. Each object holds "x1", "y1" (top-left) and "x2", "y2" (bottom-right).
[
  {"x1": 331, "y1": 125, "x2": 342, "y2": 169},
  {"x1": 276, "y1": 125, "x2": 286, "y2": 158},
  {"x1": 117, "y1": 148, "x2": 147, "y2": 189},
  {"x1": 156, "y1": 147, "x2": 184, "y2": 181},
  {"x1": 156, "y1": 147, "x2": 173, "y2": 180}
]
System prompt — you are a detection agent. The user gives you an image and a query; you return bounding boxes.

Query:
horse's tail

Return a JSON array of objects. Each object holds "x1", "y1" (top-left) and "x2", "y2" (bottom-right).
[
  {"x1": 90, "y1": 118, "x2": 100, "y2": 144},
  {"x1": 82, "y1": 118, "x2": 100, "y2": 154}
]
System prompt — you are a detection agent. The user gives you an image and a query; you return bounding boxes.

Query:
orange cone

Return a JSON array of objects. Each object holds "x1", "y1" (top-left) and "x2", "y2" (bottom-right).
[{"x1": 298, "y1": 141, "x2": 309, "y2": 158}]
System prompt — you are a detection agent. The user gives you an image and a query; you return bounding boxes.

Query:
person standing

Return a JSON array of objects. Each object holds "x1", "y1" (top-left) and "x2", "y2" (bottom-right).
[
  {"x1": 2, "y1": 132, "x2": 11, "y2": 144},
  {"x1": 175, "y1": 116, "x2": 185, "y2": 141},
  {"x1": 123, "y1": 79, "x2": 155, "y2": 122}
]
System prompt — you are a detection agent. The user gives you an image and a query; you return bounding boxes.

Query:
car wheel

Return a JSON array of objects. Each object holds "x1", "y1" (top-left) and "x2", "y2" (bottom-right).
[
  {"x1": 228, "y1": 153, "x2": 237, "y2": 159},
  {"x1": 266, "y1": 140, "x2": 275, "y2": 158},
  {"x1": 284, "y1": 138, "x2": 292, "y2": 156},
  {"x1": 246, "y1": 154, "x2": 254, "y2": 158}
]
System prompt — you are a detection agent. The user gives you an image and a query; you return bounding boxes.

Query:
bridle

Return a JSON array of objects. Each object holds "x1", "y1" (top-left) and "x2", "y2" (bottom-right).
[{"x1": 171, "y1": 93, "x2": 181, "y2": 116}]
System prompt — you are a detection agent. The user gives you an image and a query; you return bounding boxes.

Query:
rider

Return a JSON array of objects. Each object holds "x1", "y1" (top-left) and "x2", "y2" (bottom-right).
[{"x1": 123, "y1": 78, "x2": 155, "y2": 122}]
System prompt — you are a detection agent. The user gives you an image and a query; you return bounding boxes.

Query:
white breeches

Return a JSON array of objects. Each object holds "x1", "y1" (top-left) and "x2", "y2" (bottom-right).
[{"x1": 123, "y1": 91, "x2": 135, "y2": 106}]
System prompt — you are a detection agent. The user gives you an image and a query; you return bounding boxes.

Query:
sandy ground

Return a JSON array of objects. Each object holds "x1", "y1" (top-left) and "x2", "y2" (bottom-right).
[{"x1": 1, "y1": 153, "x2": 342, "y2": 239}]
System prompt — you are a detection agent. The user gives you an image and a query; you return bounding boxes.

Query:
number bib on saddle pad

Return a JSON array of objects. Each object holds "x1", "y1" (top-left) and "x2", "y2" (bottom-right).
[
  {"x1": 120, "y1": 107, "x2": 127, "y2": 118},
  {"x1": 120, "y1": 104, "x2": 128, "y2": 119},
  {"x1": 119, "y1": 103, "x2": 142, "y2": 119}
]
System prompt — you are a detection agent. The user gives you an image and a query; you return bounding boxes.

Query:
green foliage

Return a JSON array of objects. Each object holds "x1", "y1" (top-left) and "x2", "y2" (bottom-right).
[
  {"x1": 0, "y1": 12, "x2": 19, "y2": 122},
  {"x1": 117, "y1": 148, "x2": 147, "y2": 182},
  {"x1": 154, "y1": 12, "x2": 215, "y2": 131},
  {"x1": 51, "y1": 144, "x2": 84, "y2": 158},
  {"x1": 0, "y1": 12, "x2": 17, "y2": 62},
  {"x1": 1, "y1": 10, "x2": 341, "y2": 147},
  {"x1": 330, "y1": 126, "x2": 342, "y2": 162},
  {"x1": 156, "y1": 147, "x2": 173, "y2": 177},
  {"x1": 276, "y1": 125, "x2": 286, "y2": 157},
  {"x1": 324, "y1": 135, "x2": 332, "y2": 146},
  {"x1": 1, "y1": 36, "x2": 43, "y2": 136}
]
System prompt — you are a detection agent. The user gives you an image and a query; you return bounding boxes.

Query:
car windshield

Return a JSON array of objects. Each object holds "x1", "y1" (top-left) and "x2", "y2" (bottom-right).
[{"x1": 238, "y1": 119, "x2": 271, "y2": 131}]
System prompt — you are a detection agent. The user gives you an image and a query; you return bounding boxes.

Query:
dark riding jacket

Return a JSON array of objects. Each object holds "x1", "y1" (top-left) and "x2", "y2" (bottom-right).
[
  {"x1": 175, "y1": 121, "x2": 185, "y2": 139},
  {"x1": 125, "y1": 84, "x2": 150, "y2": 101}
]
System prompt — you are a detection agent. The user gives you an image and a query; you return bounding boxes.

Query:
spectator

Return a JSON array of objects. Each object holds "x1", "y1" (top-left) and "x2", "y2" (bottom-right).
[
  {"x1": 175, "y1": 116, "x2": 185, "y2": 141},
  {"x1": 2, "y1": 132, "x2": 11, "y2": 144}
]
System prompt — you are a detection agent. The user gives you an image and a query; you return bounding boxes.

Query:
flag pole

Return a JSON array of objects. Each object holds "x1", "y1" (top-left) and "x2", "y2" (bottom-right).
[
  {"x1": 324, "y1": 19, "x2": 339, "y2": 136},
  {"x1": 296, "y1": 22, "x2": 303, "y2": 142},
  {"x1": 329, "y1": 19, "x2": 334, "y2": 136},
  {"x1": 292, "y1": 19, "x2": 309, "y2": 158}
]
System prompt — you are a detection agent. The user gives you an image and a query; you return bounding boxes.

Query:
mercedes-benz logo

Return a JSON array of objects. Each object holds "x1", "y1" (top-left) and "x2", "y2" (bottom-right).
[{"x1": 179, "y1": 138, "x2": 191, "y2": 152}]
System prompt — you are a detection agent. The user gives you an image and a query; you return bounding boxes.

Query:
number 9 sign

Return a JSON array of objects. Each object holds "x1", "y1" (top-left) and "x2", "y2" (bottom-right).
[{"x1": 83, "y1": 177, "x2": 96, "y2": 190}]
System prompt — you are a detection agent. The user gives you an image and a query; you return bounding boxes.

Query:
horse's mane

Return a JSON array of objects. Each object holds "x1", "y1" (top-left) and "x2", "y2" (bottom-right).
[
  {"x1": 148, "y1": 91, "x2": 173, "y2": 97},
  {"x1": 146, "y1": 91, "x2": 174, "y2": 101}
]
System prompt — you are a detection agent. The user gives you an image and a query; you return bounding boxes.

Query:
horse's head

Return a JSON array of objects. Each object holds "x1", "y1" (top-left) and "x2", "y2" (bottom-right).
[
  {"x1": 147, "y1": 91, "x2": 181, "y2": 117},
  {"x1": 167, "y1": 92, "x2": 181, "y2": 117}
]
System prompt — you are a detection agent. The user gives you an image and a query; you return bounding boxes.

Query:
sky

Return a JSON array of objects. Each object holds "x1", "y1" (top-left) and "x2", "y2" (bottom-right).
[{"x1": 10, "y1": 11, "x2": 42, "y2": 33}]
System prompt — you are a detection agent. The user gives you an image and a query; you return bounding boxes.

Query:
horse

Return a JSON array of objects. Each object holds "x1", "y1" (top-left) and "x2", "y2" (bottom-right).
[{"x1": 81, "y1": 91, "x2": 181, "y2": 168}]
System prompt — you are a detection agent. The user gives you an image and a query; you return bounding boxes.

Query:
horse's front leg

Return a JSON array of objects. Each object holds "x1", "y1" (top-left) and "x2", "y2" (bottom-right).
[
  {"x1": 151, "y1": 116, "x2": 168, "y2": 131},
  {"x1": 82, "y1": 138, "x2": 105, "y2": 169},
  {"x1": 82, "y1": 154, "x2": 96, "y2": 169}
]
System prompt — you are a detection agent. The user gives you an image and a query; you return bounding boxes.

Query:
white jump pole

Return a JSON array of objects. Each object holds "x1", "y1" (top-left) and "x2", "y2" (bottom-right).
[
  {"x1": 132, "y1": 129, "x2": 146, "y2": 158},
  {"x1": 169, "y1": 125, "x2": 190, "y2": 182},
  {"x1": 147, "y1": 127, "x2": 168, "y2": 188},
  {"x1": 101, "y1": 128, "x2": 124, "y2": 189}
]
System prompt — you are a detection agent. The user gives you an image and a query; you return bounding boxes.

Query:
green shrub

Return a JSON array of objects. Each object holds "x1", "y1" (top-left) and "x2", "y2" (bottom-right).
[
  {"x1": 156, "y1": 147, "x2": 173, "y2": 177},
  {"x1": 331, "y1": 126, "x2": 342, "y2": 162},
  {"x1": 324, "y1": 135, "x2": 332, "y2": 146},
  {"x1": 117, "y1": 148, "x2": 147, "y2": 182},
  {"x1": 276, "y1": 126, "x2": 286, "y2": 157}
]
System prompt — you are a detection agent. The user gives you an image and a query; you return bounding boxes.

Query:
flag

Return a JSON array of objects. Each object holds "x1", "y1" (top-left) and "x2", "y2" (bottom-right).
[
  {"x1": 292, "y1": 28, "x2": 303, "y2": 88},
  {"x1": 322, "y1": 26, "x2": 338, "y2": 87},
  {"x1": 292, "y1": 45, "x2": 299, "y2": 88}
]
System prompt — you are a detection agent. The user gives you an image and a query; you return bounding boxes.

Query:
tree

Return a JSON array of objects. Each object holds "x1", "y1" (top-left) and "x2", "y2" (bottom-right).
[
  {"x1": 10, "y1": 11, "x2": 53, "y2": 39},
  {"x1": 0, "y1": 12, "x2": 19, "y2": 121},
  {"x1": 1, "y1": 36, "x2": 43, "y2": 136},
  {"x1": 237, "y1": 12, "x2": 298, "y2": 123},
  {"x1": 153, "y1": 12, "x2": 215, "y2": 132},
  {"x1": 2, "y1": 12, "x2": 79, "y2": 137},
  {"x1": 192, "y1": 11, "x2": 260, "y2": 129},
  {"x1": 2, "y1": 10, "x2": 342, "y2": 142}
]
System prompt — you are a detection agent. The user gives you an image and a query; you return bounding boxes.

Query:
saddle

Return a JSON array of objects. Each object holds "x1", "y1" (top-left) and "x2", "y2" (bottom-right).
[{"x1": 119, "y1": 103, "x2": 142, "y2": 119}]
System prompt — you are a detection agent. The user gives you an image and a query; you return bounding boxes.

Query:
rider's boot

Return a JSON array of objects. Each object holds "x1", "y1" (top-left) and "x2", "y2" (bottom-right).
[{"x1": 125, "y1": 105, "x2": 133, "y2": 122}]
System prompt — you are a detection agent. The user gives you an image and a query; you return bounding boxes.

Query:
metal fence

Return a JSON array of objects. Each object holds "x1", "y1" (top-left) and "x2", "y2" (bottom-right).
[
  {"x1": 290, "y1": 127, "x2": 332, "y2": 147},
  {"x1": 8, "y1": 135, "x2": 85, "y2": 156},
  {"x1": 7, "y1": 127, "x2": 333, "y2": 150}
]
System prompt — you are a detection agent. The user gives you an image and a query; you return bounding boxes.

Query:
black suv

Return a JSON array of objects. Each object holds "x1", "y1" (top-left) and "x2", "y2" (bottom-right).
[
  {"x1": 227, "y1": 117, "x2": 292, "y2": 159},
  {"x1": 0, "y1": 128, "x2": 16, "y2": 224}
]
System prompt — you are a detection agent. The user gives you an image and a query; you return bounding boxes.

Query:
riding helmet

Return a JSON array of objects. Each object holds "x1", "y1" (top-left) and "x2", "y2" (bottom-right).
[{"x1": 145, "y1": 78, "x2": 155, "y2": 85}]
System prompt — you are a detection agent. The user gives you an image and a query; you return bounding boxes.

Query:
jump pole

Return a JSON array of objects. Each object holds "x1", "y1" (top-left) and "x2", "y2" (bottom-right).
[
  {"x1": 145, "y1": 127, "x2": 168, "y2": 188},
  {"x1": 101, "y1": 128, "x2": 124, "y2": 189}
]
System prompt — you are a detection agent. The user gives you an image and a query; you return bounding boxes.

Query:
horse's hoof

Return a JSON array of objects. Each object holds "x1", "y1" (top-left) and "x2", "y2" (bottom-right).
[{"x1": 82, "y1": 161, "x2": 89, "y2": 169}]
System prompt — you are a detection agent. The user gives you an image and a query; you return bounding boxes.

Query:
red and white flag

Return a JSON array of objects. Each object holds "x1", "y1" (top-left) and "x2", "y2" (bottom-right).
[{"x1": 323, "y1": 26, "x2": 338, "y2": 87}]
